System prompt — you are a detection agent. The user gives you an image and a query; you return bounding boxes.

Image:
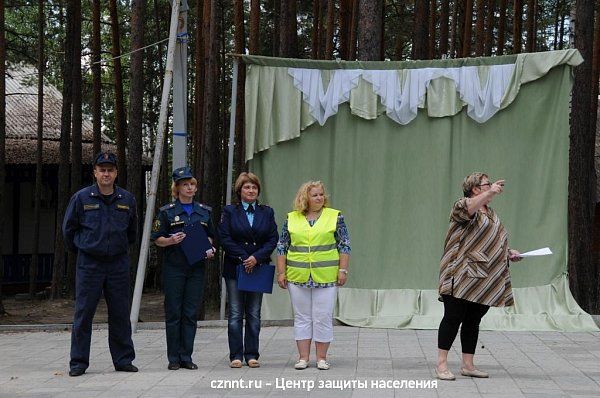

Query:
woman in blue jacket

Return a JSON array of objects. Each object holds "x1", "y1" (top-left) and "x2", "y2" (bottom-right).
[{"x1": 219, "y1": 172, "x2": 278, "y2": 368}]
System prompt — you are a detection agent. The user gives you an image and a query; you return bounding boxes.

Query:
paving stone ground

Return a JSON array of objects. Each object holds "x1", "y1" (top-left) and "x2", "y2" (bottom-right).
[{"x1": 1, "y1": 326, "x2": 599, "y2": 397}]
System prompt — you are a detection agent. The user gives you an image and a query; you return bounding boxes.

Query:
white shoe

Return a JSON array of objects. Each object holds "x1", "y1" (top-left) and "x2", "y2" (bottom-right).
[
  {"x1": 294, "y1": 359, "x2": 308, "y2": 370},
  {"x1": 317, "y1": 360, "x2": 330, "y2": 370},
  {"x1": 460, "y1": 367, "x2": 489, "y2": 378}
]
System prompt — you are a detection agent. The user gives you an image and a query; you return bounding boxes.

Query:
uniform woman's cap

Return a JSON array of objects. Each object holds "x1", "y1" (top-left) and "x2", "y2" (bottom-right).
[
  {"x1": 94, "y1": 151, "x2": 117, "y2": 166},
  {"x1": 172, "y1": 166, "x2": 194, "y2": 182}
]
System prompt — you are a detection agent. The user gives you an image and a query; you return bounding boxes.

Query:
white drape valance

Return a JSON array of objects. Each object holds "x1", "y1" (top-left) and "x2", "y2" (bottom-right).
[
  {"x1": 244, "y1": 50, "x2": 584, "y2": 160},
  {"x1": 289, "y1": 64, "x2": 515, "y2": 125}
]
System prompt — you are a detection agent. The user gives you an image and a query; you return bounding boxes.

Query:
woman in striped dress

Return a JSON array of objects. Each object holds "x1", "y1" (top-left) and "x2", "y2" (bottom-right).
[{"x1": 436, "y1": 172, "x2": 521, "y2": 381}]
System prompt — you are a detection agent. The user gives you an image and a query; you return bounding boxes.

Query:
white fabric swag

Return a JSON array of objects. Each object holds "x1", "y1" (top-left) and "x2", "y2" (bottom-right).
[
  {"x1": 288, "y1": 64, "x2": 515, "y2": 125},
  {"x1": 288, "y1": 68, "x2": 363, "y2": 126}
]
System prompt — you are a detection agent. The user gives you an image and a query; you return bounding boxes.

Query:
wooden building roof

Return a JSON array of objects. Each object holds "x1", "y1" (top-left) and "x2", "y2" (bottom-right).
[{"x1": 6, "y1": 65, "x2": 116, "y2": 165}]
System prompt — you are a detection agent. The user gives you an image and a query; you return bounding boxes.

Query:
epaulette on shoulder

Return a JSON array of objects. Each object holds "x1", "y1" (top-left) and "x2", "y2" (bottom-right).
[
  {"x1": 160, "y1": 203, "x2": 176, "y2": 211},
  {"x1": 259, "y1": 203, "x2": 271, "y2": 208},
  {"x1": 199, "y1": 203, "x2": 212, "y2": 211}
]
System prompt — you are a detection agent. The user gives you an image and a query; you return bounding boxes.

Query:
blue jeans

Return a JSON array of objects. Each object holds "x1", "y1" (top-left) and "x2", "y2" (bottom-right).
[{"x1": 225, "y1": 277, "x2": 263, "y2": 362}]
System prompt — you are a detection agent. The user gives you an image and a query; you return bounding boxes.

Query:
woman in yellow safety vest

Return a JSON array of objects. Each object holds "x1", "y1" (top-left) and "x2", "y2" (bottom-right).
[{"x1": 276, "y1": 181, "x2": 350, "y2": 371}]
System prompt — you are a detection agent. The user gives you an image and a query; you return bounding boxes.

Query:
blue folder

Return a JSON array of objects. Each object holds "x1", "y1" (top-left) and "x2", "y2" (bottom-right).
[
  {"x1": 236, "y1": 263, "x2": 275, "y2": 294},
  {"x1": 180, "y1": 223, "x2": 212, "y2": 266}
]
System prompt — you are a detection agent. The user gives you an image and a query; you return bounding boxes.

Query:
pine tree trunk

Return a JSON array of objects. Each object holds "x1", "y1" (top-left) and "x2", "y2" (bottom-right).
[
  {"x1": 513, "y1": 0, "x2": 523, "y2": 53},
  {"x1": 193, "y1": 0, "x2": 207, "y2": 179},
  {"x1": 553, "y1": 0, "x2": 560, "y2": 50},
  {"x1": 325, "y1": 0, "x2": 335, "y2": 59},
  {"x1": 449, "y1": 0, "x2": 459, "y2": 57},
  {"x1": 349, "y1": 0, "x2": 359, "y2": 59},
  {"x1": 71, "y1": 0, "x2": 82, "y2": 195},
  {"x1": 439, "y1": 0, "x2": 450, "y2": 57},
  {"x1": 91, "y1": 0, "x2": 101, "y2": 155},
  {"x1": 233, "y1": 0, "x2": 246, "y2": 175},
  {"x1": 319, "y1": 0, "x2": 327, "y2": 58},
  {"x1": 272, "y1": 0, "x2": 280, "y2": 56},
  {"x1": 592, "y1": 1, "x2": 600, "y2": 112},
  {"x1": 290, "y1": 0, "x2": 298, "y2": 57},
  {"x1": 559, "y1": 2, "x2": 566, "y2": 48},
  {"x1": 525, "y1": 0, "x2": 536, "y2": 52},
  {"x1": 339, "y1": 0, "x2": 351, "y2": 59},
  {"x1": 108, "y1": 0, "x2": 128, "y2": 186},
  {"x1": 497, "y1": 0, "x2": 507, "y2": 54},
  {"x1": 568, "y1": 0, "x2": 598, "y2": 313},
  {"x1": 127, "y1": 0, "x2": 144, "y2": 275},
  {"x1": 484, "y1": 0, "x2": 495, "y2": 55},
  {"x1": 31, "y1": 0, "x2": 45, "y2": 299},
  {"x1": 311, "y1": 0, "x2": 320, "y2": 58},
  {"x1": 52, "y1": 0, "x2": 74, "y2": 299},
  {"x1": 357, "y1": 0, "x2": 383, "y2": 60},
  {"x1": 249, "y1": 0, "x2": 260, "y2": 54},
  {"x1": 413, "y1": 0, "x2": 429, "y2": 59},
  {"x1": 456, "y1": 0, "x2": 466, "y2": 57},
  {"x1": 65, "y1": 0, "x2": 83, "y2": 297},
  {"x1": 462, "y1": 0, "x2": 473, "y2": 57},
  {"x1": 428, "y1": 0, "x2": 436, "y2": 59},
  {"x1": 592, "y1": 0, "x2": 600, "y2": 311},
  {"x1": 153, "y1": 0, "x2": 167, "y2": 288},
  {"x1": 279, "y1": 0, "x2": 298, "y2": 57},
  {"x1": 201, "y1": 0, "x2": 223, "y2": 315},
  {"x1": 474, "y1": 0, "x2": 485, "y2": 56},
  {"x1": 0, "y1": 0, "x2": 7, "y2": 313}
]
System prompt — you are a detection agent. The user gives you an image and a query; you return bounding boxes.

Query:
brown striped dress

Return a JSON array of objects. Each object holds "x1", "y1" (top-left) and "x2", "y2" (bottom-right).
[{"x1": 438, "y1": 198, "x2": 514, "y2": 307}]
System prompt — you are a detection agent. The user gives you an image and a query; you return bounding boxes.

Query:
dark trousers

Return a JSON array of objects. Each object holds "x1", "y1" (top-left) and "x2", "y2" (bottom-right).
[
  {"x1": 70, "y1": 253, "x2": 135, "y2": 371},
  {"x1": 163, "y1": 262, "x2": 206, "y2": 364},
  {"x1": 438, "y1": 294, "x2": 490, "y2": 354},
  {"x1": 225, "y1": 277, "x2": 263, "y2": 362}
]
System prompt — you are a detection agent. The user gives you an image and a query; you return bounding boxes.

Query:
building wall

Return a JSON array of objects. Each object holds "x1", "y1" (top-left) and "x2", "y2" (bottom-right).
[
  {"x1": 18, "y1": 181, "x2": 56, "y2": 254},
  {"x1": 3, "y1": 181, "x2": 57, "y2": 255},
  {"x1": 2, "y1": 182, "x2": 14, "y2": 255}
]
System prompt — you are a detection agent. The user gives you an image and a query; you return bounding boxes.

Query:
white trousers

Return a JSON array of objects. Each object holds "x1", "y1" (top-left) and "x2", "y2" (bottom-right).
[{"x1": 288, "y1": 283, "x2": 337, "y2": 343}]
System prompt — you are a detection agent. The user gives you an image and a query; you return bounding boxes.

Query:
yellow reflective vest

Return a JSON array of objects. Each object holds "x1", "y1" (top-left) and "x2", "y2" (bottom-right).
[{"x1": 286, "y1": 207, "x2": 340, "y2": 283}]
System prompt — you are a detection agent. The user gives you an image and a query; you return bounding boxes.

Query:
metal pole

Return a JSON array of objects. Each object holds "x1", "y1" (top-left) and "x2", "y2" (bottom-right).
[
  {"x1": 172, "y1": 0, "x2": 189, "y2": 169},
  {"x1": 130, "y1": 0, "x2": 181, "y2": 333},
  {"x1": 220, "y1": 58, "x2": 239, "y2": 320}
]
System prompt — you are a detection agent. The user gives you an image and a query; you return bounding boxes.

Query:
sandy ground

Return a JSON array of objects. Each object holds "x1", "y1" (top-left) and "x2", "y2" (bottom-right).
[{"x1": 0, "y1": 291, "x2": 166, "y2": 325}]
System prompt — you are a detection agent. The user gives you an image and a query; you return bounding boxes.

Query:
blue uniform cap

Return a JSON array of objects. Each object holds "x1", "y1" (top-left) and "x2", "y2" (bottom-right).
[
  {"x1": 94, "y1": 151, "x2": 117, "y2": 166},
  {"x1": 172, "y1": 166, "x2": 194, "y2": 182}
]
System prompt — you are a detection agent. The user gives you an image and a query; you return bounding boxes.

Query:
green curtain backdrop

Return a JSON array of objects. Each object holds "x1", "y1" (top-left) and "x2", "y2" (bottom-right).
[{"x1": 243, "y1": 51, "x2": 598, "y2": 331}]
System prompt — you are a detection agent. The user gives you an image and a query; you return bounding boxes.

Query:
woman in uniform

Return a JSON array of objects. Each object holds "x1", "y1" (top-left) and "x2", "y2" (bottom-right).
[{"x1": 151, "y1": 166, "x2": 216, "y2": 371}]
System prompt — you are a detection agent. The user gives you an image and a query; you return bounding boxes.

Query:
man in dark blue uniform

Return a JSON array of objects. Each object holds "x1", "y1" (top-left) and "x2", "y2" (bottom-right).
[{"x1": 63, "y1": 152, "x2": 138, "y2": 377}]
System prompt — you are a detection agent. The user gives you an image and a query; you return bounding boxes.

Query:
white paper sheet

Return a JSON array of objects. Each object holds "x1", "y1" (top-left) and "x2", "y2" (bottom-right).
[{"x1": 519, "y1": 247, "x2": 553, "y2": 257}]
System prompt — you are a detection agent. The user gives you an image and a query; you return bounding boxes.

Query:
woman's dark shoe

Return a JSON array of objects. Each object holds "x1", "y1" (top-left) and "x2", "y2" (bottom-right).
[
  {"x1": 168, "y1": 362, "x2": 180, "y2": 370},
  {"x1": 180, "y1": 361, "x2": 198, "y2": 370}
]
